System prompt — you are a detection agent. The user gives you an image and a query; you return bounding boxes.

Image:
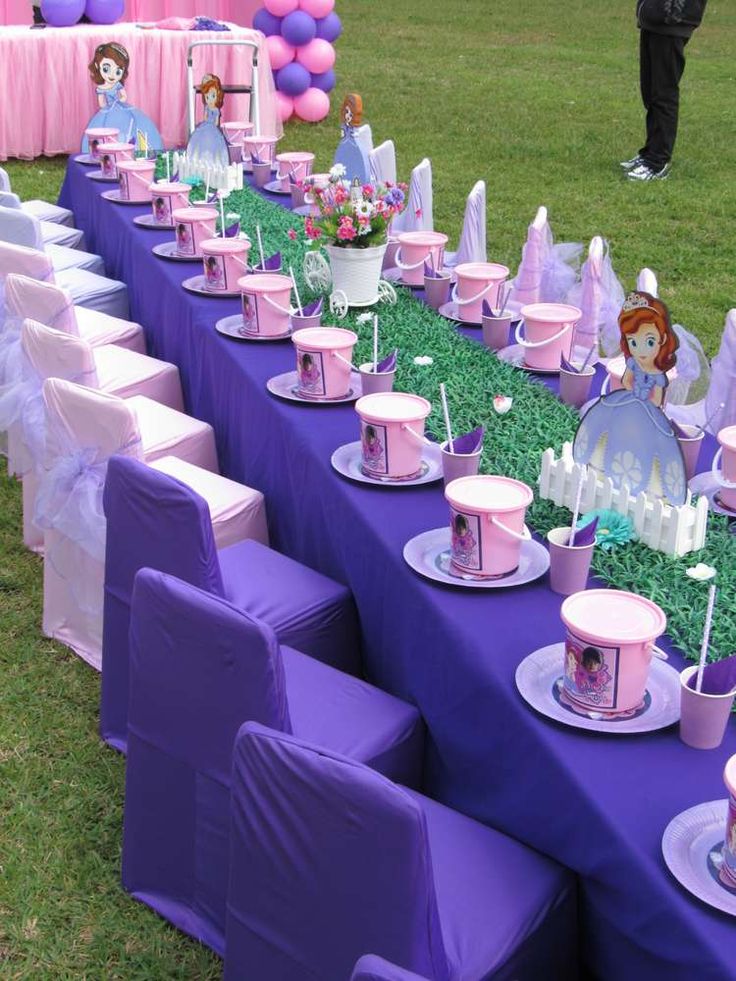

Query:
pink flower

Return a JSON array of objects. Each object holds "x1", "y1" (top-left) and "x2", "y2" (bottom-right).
[
  {"x1": 334, "y1": 187, "x2": 348, "y2": 205},
  {"x1": 337, "y1": 224, "x2": 357, "y2": 241},
  {"x1": 415, "y1": 208, "x2": 422, "y2": 218},
  {"x1": 287, "y1": 228, "x2": 297, "y2": 241},
  {"x1": 362, "y1": 184, "x2": 374, "y2": 196}
]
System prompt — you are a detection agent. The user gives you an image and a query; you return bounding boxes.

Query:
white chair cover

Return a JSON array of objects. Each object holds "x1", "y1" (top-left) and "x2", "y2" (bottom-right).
[
  {"x1": 636, "y1": 267, "x2": 658, "y2": 297},
  {"x1": 369, "y1": 141, "x2": 397, "y2": 186},
  {"x1": 0, "y1": 168, "x2": 9, "y2": 193},
  {"x1": 704, "y1": 309, "x2": 736, "y2": 435},
  {"x1": 354, "y1": 123, "x2": 374, "y2": 159},
  {"x1": 511, "y1": 206, "x2": 582, "y2": 306},
  {"x1": 566, "y1": 236, "x2": 625, "y2": 361},
  {"x1": 0, "y1": 192, "x2": 84, "y2": 251},
  {"x1": 445, "y1": 180, "x2": 486, "y2": 269},
  {"x1": 0, "y1": 166, "x2": 74, "y2": 227},
  {"x1": 0, "y1": 206, "x2": 102, "y2": 275},
  {"x1": 390, "y1": 158, "x2": 433, "y2": 236}
]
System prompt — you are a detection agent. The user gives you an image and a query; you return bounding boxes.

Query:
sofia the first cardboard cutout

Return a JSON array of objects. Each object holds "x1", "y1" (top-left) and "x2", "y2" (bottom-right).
[
  {"x1": 185, "y1": 74, "x2": 230, "y2": 169},
  {"x1": 333, "y1": 93, "x2": 370, "y2": 185}
]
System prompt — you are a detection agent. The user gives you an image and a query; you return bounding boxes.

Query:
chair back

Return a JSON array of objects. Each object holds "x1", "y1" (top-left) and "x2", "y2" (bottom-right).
[
  {"x1": 0, "y1": 205, "x2": 43, "y2": 250},
  {"x1": 0, "y1": 168, "x2": 10, "y2": 193},
  {"x1": 450, "y1": 179, "x2": 486, "y2": 267},
  {"x1": 22, "y1": 318, "x2": 98, "y2": 387},
  {"x1": 0, "y1": 242, "x2": 55, "y2": 285},
  {"x1": 368, "y1": 140, "x2": 397, "y2": 185},
  {"x1": 0, "y1": 191, "x2": 22, "y2": 211},
  {"x1": 5, "y1": 274, "x2": 77, "y2": 333},
  {"x1": 390, "y1": 158, "x2": 433, "y2": 235}
]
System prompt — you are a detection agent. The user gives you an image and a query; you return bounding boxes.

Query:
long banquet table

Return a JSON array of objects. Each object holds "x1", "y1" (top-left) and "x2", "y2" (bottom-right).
[{"x1": 60, "y1": 159, "x2": 736, "y2": 980}]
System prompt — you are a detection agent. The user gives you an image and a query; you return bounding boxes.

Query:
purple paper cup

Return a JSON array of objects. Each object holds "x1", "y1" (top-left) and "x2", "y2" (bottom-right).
[
  {"x1": 676, "y1": 424, "x2": 705, "y2": 482},
  {"x1": 547, "y1": 526, "x2": 594, "y2": 596},
  {"x1": 253, "y1": 162, "x2": 271, "y2": 188},
  {"x1": 441, "y1": 440, "x2": 482, "y2": 485},
  {"x1": 679, "y1": 665, "x2": 736, "y2": 750},
  {"x1": 559, "y1": 365, "x2": 596, "y2": 409},
  {"x1": 358, "y1": 362, "x2": 396, "y2": 395},
  {"x1": 291, "y1": 311, "x2": 322, "y2": 331},
  {"x1": 482, "y1": 313, "x2": 513, "y2": 351},
  {"x1": 382, "y1": 238, "x2": 399, "y2": 273},
  {"x1": 424, "y1": 273, "x2": 451, "y2": 311},
  {"x1": 290, "y1": 183, "x2": 306, "y2": 209}
]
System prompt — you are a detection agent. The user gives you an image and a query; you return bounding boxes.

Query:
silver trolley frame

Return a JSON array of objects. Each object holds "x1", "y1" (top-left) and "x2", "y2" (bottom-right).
[{"x1": 186, "y1": 38, "x2": 262, "y2": 137}]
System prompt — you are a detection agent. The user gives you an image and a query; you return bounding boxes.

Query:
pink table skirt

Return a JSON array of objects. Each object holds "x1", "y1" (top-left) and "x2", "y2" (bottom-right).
[
  {"x1": 0, "y1": 21, "x2": 280, "y2": 161},
  {"x1": 0, "y1": 0, "x2": 260, "y2": 25}
]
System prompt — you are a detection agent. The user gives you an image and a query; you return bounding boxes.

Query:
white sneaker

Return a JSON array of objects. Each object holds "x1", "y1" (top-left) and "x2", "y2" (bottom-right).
[
  {"x1": 620, "y1": 155, "x2": 643, "y2": 171},
  {"x1": 627, "y1": 162, "x2": 671, "y2": 182}
]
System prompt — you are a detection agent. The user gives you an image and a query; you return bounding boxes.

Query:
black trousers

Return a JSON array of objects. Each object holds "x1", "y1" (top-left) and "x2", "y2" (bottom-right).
[{"x1": 638, "y1": 29, "x2": 689, "y2": 170}]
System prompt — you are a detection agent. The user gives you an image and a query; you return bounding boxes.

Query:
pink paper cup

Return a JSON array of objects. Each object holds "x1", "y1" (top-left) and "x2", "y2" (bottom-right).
[
  {"x1": 238, "y1": 273, "x2": 292, "y2": 337},
  {"x1": 559, "y1": 365, "x2": 596, "y2": 409},
  {"x1": 424, "y1": 273, "x2": 451, "y2": 311},
  {"x1": 86, "y1": 127, "x2": 118, "y2": 159},
  {"x1": 201, "y1": 238, "x2": 251, "y2": 293},
  {"x1": 252, "y1": 162, "x2": 272, "y2": 188},
  {"x1": 712, "y1": 425, "x2": 736, "y2": 511},
  {"x1": 445, "y1": 475, "x2": 533, "y2": 578},
  {"x1": 441, "y1": 440, "x2": 482, "y2": 485},
  {"x1": 560, "y1": 589, "x2": 667, "y2": 714},
  {"x1": 98, "y1": 141, "x2": 134, "y2": 179},
  {"x1": 117, "y1": 159, "x2": 156, "y2": 202},
  {"x1": 676, "y1": 424, "x2": 705, "y2": 482},
  {"x1": 482, "y1": 313, "x2": 513, "y2": 351},
  {"x1": 355, "y1": 392, "x2": 431, "y2": 478},
  {"x1": 358, "y1": 362, "x2": 396, "y2": 395},
  {"x1": 172, "y1": 207, "x2": 217, "y2": 257},
  {"x1": 276, "y1": 151, "x2": 315, "y2": 192},
  {"x1": 517, "y1": 303, "x2": 581, "y2": 372},
  {"x1": 396, "y1": 231, "x2": 448, "y2": 287},
  {"x1": 452, "y1": 262, "x2": 509, "y2": 325},
  {"x1": 722, "y1": 757, "x2": 736, "y2": 887},
  {"x1": 292, "y1": 327, "x2": 358, "y2": 399},
  {"x1": 547, "y1": 526, "x2": 594, "y2": 596},
  {"x1": 150, "y1": 182, "x2": 191, "y2": 225},
  {"x1": 679, "y1": 665, "x2": 736, "y2": 751}
]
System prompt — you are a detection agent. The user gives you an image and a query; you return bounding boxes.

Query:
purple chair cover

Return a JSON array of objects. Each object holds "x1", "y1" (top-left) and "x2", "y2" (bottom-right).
[
  {"x1": 224, "y1": 724, "x2": 577, "y2": 981},
  {"x1": 705, "y1": 309, "x2": 736, "y2": 435},
  {"x1": 351, "y1": 954, "x2": 431, "y2": 980},
  {"x1": 101, "y1": 456, "x2": 360, "y2": 753},
  {"x1": 123, "y1": 569, "x2": 423, "y2": 954}
]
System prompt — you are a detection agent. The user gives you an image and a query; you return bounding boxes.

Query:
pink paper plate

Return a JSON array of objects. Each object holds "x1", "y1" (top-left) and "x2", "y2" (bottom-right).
[
  {"x1": 689, "y1": 473, "x2": 736, "y2": 518},
  {"x1": 101, "y1": 189, "x2": 150, "y2": 206},
  {"x1": 216, "y1": 314, "x2": 291, "y2": 341},
  {"x1": 384, "y1": 267, "x2": 452, "y2": 290},
  {"x1": 497, "y1": 343, "x2": 561, "y2": 375},
  {"x1": 73, "y1": 153, "x2": 99, "y2": 166},
  {"x1": 662, "y1": 800, "x2": 736, "y2": 916},
  {"x1": 183, "y1": 276, "x2": 240, "y2": 299},
  {"x1": 263, "y1": 180, "x2": 292, "y2": 196},
  {"x1": 515, "y1": 642, "x2": 680, "y2": 733},
  {"x1": 266, "y1": 370, "x2": 361, "y2": 404},
  {"x1": 87, "y1": 170, "x2": 118, "y2": 183},
  {"x1": 133, "y1": 214, "x2": 174, "y2": 231},
  {"x1": 152, "y1": 241, "x2": 202, "y2": 263},
  {"x1": 331, "y1": 440, "x2": 443, "y2": 487},
  {"x1": 437, "y1": 300, "x2": 482, "y2": 326}
]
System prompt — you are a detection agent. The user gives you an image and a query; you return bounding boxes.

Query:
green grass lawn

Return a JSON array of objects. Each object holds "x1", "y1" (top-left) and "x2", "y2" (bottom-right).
[{"x1": 2, "y1": 0, "x2": 734, "y2": 975}]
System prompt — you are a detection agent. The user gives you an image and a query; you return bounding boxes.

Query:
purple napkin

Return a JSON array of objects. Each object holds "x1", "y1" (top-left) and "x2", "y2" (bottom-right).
[
  {"x1": 207, "y1": 192, "x2": 219, "y2": 204},
  {"x1": 251, "y1": 152, "x2": 263, "y2": 166},
  {"x1": 449, "y1": 425, "x2": 484, "y2": 454},
  {"x1": 171, "y1": 170, "x2": 179, "y2": 183},
  {"x1": 482, "y1": 299, "x2": 508, "y2": 319},
  {"x1": 376, "y1": 349, "x2": 398, "y2": 373},
  {"x1": 423, "y1": 260, "x2": 445, "y2": 279},
  {"x1": 254, "y1": 252, "x2": 281, "y2": 271},
  {"x1": 687, "y1": 654, "x2": 736, "y2": 695},
  {"x1": 302, "y1": 297, "x2": 323, "y2": 317},
  {"x1": 572, "y1": 517, "x2": 598, "y2": 547},
  {"x1": 560, "y1": 353, "x2": 579, "y2": 373},
  {"x1": 668, "y1": 418, "x2": 692, "y2": 440},
  {"x1": 224, "y1": 220, "x2": 241, "y2": 238}
]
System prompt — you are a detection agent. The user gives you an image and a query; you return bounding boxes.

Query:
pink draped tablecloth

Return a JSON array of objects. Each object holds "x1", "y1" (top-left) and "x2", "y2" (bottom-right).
[
  {"x1": 0, "y1": 0, "x2": 260, "y2": 25},
  {"x1": 0, "y1": 21, "x2": 280, "y2": 160}
]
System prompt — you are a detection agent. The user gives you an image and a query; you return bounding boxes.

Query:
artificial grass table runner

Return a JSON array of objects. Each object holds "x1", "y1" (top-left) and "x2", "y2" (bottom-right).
[{"x1": 187, "y1": 177, "x2": 736, "y2": 666}]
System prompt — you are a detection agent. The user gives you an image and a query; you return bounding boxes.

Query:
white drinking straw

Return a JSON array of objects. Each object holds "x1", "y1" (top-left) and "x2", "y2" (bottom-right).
[
  {"x1": 696, "y1": 582, "x2": 717, "y2": 693},
  {"x1": 205, "y1": 169, "x2": 210, "y2": 201},
  {"x1": 256, "y1": 224, "x2": 265, "y2": 269},
  {"x1": 165, "y1": 151, "x2": 170, "y2": 183},
  {"x1": 569, "y1": 466, "x2": 585, "y2": 545},
  {"x1": 697, "y1": 401, "x2": 726, "y2": 435},
  {"x1": 373, "y1": 314, "x2": 379, "y2": 373},
  {"x1": 289, "y1": 265, "x2": 303, "y2": 316},
  {"x1": 219, "y1": 195, "x2": 226, "y2": 238},
  {"x1": 580, "y1": 345, "x2": 596, "y2": 373},
  {"x1": 440, "y1": 383, "x2": 454, "y2": 453}
]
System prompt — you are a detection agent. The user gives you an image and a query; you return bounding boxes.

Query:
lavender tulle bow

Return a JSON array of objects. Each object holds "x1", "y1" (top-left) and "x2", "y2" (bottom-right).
[
  {"x1": 705, "y1": 310, "x2": 736, "y2": 435},
  {"x1": 34, "y1": 447, "x2": 109, "y2": 564}
]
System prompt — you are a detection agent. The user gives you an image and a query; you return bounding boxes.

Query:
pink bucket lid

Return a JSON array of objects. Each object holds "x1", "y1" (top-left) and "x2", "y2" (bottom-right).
[
  {"x1": 355, "y1": 392, "x2": 431, "y2": 423},
  {"x1": 151, "y1": 181, "x2": 190, "y2": 194},
  {"x1": 86, "y1": 126, "x2": 117, "y2": 138},
  {"x1": 292, "y1": 326, "x2": 357, "y2": 351},
  {"x1": 445, "y1": 474, "x2": 533, "y2": 513},
  {"x1": 725, "y1": 755, "x2": 736, "y2": 796},
  {"x1": 172, "y1": 207, "x2": 218, "y2": 222},
  {"x1": 276, "y1": 151, "x2": 315, "y2": 164},
  {"x1": 397, "y1": 230, "x2": 448, "y2": 247},
  {"x1": 561, "y1": 589, "x2": 666, "y2": 645},
  {"x1": 222, "y1": 120, "x2": 253, "y2": 131},
  {"x1": 238, "y1": 273, "x2": 291, "y2": 292},
  {"x1": 520, "y1": 303, "x2": 582, "y2": 323},
  {"x1": 455, "y1": 261, "x2": 509, "y2": 281},
  {"x1": 717, "y1": 425, "x2": 736, "y2": 451},
  {"x1": 201, "y1": 238, "x2": 249, "y2": 255},
  {"x1": 98, "y1": 141, "x2": 133, "y2": 153},
  {"x1": 117, "y1": 159, "x2": 155, "y2": 172},
  {"x1": 244, "y1": 134, "x2": 278, "y2": 146}
]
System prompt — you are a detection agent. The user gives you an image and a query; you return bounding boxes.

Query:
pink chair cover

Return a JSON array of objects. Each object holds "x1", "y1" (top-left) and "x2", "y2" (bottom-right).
[
  {"x1": 704, "y1": 309, "x2": 736, "y2": 436},
  {"x1": 511, "y1": 206, "x2": 582, "y2": 307},
  {"x1": 445, "y1": 180, "x2": 486, "y2": 269},
  {"x1": 368, "y1": 140, "x2": 397, "y2": 186},
  {"x1": 566, "y1": 236, "x2": 624, "y2": 362},
  {"x1": 390, "y1": 158, "x2": 433, "y2": 235}
]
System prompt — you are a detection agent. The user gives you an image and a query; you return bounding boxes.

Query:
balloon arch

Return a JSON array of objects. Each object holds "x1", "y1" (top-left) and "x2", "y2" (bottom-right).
[{"x1": 253, "y1": 0, "x2": 340, "y2": 124}]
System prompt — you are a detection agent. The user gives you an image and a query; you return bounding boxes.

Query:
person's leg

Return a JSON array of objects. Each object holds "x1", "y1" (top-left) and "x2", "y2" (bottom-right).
[
  {"x1": 637, "y1": 29, "x2": 654, "y2": 160},
  {"x1": 641, "y1": 32, "x2": 688, "y2": 171}
]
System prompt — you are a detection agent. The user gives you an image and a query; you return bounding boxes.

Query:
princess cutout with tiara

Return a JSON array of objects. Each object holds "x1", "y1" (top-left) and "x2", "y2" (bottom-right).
[
  {"x1": 185, "y1": 74, "x2": 230, "y2": 168},
  {"x1": 332, "y1": 93, "x2": 370, "y2": 184},
  {"x1": 573, "y1": 291, "x2": 688, "y2": 505}
]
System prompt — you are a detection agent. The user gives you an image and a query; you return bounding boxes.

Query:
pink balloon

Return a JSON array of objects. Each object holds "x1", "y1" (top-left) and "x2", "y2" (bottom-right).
[
  {"x1": 265, "y1": 34, "x2": 296, "y2": 71},
  {"x1": 276, "y1": 91, "x2": 295, "y2": 122},
  {"x1": 263, "y1": 0, "x2": 298, "y2": 15},
  {"x1": 293, "y1": 87, "x2": 330, "y2": 123},
  {"x1": 295, "y1": 38, "x2": 335, "y2": 74},
  {"x1": 299, "y1": 0, "x2": 334, "y2": 16}
]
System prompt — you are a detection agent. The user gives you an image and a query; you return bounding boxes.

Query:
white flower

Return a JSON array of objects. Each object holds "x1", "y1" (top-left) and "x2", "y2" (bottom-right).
[
  {"x1": 356, "y1": 313, "x2": 373, "y2": 325},
  {"x1": 493, "y1": 395, "x2": 513, "y2": 415},
  {"x1": 329, "y1": 163, "x2": 346, "y2": 179},
  {"x1": 686, "y1": 563, "x2": 717, "y2": 581},
  {"x1": 413, "y1": 355, "x2": 433, "y2": 366},
  {"x1": 355, "y1": 201, "x2": 373, "y2": 219},
  {"x1": 357, "y1": 224, "x2": 372, "y2": 236}
]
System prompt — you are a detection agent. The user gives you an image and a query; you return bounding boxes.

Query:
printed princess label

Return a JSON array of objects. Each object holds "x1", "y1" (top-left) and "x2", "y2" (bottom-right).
[
  {"x1": 152, "y1": 195, "x2": 172, "y2": 224},
  {"x1": 724, "y1": 798, "x2": 736, "y2": 885},
  {"x1": 297, "y1": 349, "x2": 325, "y2": 397},
  {"x1": 100, "y1": 153, "x2": 116, "y2": 178},
  {"x1": 175, "y1": 221, "x2": 195, "y2": 256},
  {"x1": 563, "y1": 633, "x2": 620, "y2": 711},
  {"x1": 361, "y1": 421, "x2": 388, "y2": 475},
  {"x1": 242, "y1": 292, "x2": 259, "y2": 332},
  {"x1": 118, "y1": 171, "x2": 130, "y2": 201},
  {"x1": 450, "y1": 509, "x2": 481, "y2": 572},
  {"x1": 205, "y1": 254, "x2": 226, "y2": 292}
]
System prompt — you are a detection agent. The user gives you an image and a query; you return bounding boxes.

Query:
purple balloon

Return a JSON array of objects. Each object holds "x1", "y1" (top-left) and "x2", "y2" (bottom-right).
[
  {"x1": 253, "y1": 7, "x2": 282, "y2": 36},
  {"x1": 281, "y1": 9, "x2": 316, "y2": 46},
  {"x1": 310, "y1": 68, "x2": 336, "y2": 93},
  {"x1": 84, "y1": 0, "x2": 124, "y2": 23},
  {"x1": 276, "y1": 62, "x2": 311, "y2": 97},
  {"x1": 315, "y1": 11, "x2": 342, "y2": 42},
  {"x1": 41, "y1": 0, "x2": 85, "y2": 25}
]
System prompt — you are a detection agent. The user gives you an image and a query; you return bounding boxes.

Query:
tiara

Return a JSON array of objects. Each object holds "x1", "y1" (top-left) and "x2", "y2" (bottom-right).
[{"x1": 622, "y1": 291, "x2": 656, "y2": 313}]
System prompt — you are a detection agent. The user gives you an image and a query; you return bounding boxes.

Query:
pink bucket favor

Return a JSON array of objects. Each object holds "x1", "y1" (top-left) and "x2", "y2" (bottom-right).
[
  {"x1": 276, "y1": 151, "x2": 315, "y2": 192},
  {"x1": 452, "y1": 262, "x2": 509, "y2": 325},
  {"x1": 517, "y1": 303, "x2": 581, "y2": 371},
  {"x1": 445, "y1": 475, "x2": 533, "y2": 578},
  {"x1": 355, "y1": 392, "x2": 432, "y2": 479},
  {"x1": 238, "y1": 273, "x2": 292, "y2": 337},
  {"x1": 202, "y1": 238, "x2": 251, "y2": 293},
  {"x1": 396, "y1": 231, "x2": 448, "y2": 286},
  {"x1": 117, "y1": 159, "x2": 156, "y2": 202},
  {"x1": 292, "y1": 327, "x2": 357, "y2": 400},
  {"x1": 712, "y1": 425, "x2": 736, "y2": 512},
  {"x1": 723, "y1": 756, "x2": 736, "y2": 887},
  {"x1": 222, "y1": 120, "x2": 254, "y2": 162},
  {"x1": 98, "y1": 141, "x2": 134, "y2": 179},
  {"x1": 150, "y1": 181, "x2": 191, "y2": 225},
  {"x1": 86, "y1": 127, "x2": 118, "y2": 159},
  {"x1": 244, "y1": 135, "x2": 278, "y2": 166},
  {"x1": 561, "y1": 589, "x2": 667, "y2": 715},
  {"x1": 172, "y1": 207, "x2": 217, "y2": 257}
]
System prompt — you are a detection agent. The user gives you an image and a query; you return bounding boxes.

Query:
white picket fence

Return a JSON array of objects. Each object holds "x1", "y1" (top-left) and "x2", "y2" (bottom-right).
[
  {"x1": 171, "y1": 152, "x2": 244, "y2": 192},
  {"x1": 538, "y1": 442, "x2": 709, "y2": 557}
]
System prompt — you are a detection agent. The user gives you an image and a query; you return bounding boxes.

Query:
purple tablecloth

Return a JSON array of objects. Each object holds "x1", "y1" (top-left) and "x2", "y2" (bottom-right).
[{"x1": 60, "y1": 160, "x2": 736, "y2": 980}]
